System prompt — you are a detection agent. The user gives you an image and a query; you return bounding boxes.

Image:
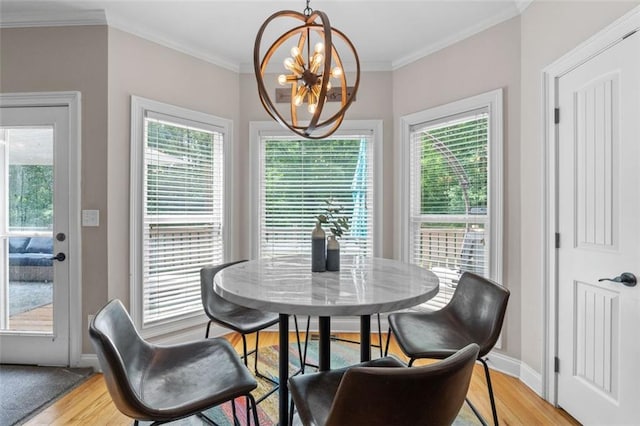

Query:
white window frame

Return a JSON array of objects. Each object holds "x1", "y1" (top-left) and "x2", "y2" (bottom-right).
[
  {"x1": 249, "y1": 120, "x2": 383, "y2": 259},
  {"x1": 398, "y1": 89, "x2": 503, "y2": 291},
  {"x1": 130, "y1": 96, "x2": 231, "y2": 338}
]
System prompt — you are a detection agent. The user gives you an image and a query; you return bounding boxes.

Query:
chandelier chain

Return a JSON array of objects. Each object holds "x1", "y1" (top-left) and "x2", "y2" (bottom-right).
[{"x1": 304, "y1": 0, "x2": 313, "y2": 16}]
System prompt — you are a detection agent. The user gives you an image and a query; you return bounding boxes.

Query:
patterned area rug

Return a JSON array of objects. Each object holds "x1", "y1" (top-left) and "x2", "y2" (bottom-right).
[
  {"x1": 148, "y1": 340, "x2": 482, "y2": 425},
  {"x1": 0, "y1": 365, "x2": 93, "y2": 426}
]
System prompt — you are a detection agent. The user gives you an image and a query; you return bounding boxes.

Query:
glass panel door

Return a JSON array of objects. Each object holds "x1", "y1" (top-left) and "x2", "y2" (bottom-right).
[
  {"x1": 1, "y1": 127, "x2": 54, "y2": 333},
  {"x1": 0, "y1": 104, "x2": 70, "y2": 366}
]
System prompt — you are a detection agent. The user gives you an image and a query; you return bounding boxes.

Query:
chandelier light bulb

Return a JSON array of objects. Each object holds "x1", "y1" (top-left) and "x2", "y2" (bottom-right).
[
  {"x1": 284, "y1": 57, "x2": 303, "y2": 75},
  {"x1": 308, "y1": 103, "x2": 317, "y2": 114},
  {"x1": 314, "y1": 42, "x2": 324, "y2": 54},
  {"x1": 294, "y1": 85, "x2": 309, "y2": 107},
  {"x1": 311, "y1": 83, "x2": 321, "y2": 98},
  {"x1": 308, "y1": 91, "x2": 317, "y2": 105},
  {"x1": 291, "y1": 46, "x2": 305, "y2": 67},
  {"x1": 278, "y1": 74, "x2": 288, "y2": 85},
  {"x1": 331, "y1": 66, "x2": 343, "y2": 78},
  {"x1": 309, "y1": 52, "x2": 324, "y2": 74}
]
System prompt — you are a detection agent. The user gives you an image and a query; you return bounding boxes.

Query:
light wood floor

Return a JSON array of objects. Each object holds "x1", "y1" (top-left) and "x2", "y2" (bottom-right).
[{"x1": 25, "y1": 332, "x2": 579, "y2": 425}]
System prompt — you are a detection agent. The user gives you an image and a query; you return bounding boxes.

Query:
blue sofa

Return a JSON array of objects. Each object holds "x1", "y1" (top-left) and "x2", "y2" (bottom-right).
[{"x1": 8, "y1": 237, "x2": 53, "y2": 282}]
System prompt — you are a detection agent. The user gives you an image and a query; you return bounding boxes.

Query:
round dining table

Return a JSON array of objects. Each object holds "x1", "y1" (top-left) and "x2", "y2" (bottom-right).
[{"x1": 214, "y1": 255, "x2": 439, "y2": 426}]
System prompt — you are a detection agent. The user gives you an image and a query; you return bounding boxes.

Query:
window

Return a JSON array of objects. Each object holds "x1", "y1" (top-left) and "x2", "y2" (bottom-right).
[
  {"x1": 401, "y1": 89, "x2": 503, "y2": 310},
  {"x1": 251, "y1": 121, "x2": 382, "y2": 259},
  {"x1": 131, "y1": 97, "x2": 229, "y2": 335}
]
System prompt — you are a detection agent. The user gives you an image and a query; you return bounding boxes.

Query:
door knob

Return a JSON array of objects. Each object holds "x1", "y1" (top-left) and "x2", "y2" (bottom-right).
[
  {"x1": 51, "y1": 252, "x2": 66, "y2": 262},
  {"x1": 598, "y1": 272, "x2": 637, "y2": 287}
]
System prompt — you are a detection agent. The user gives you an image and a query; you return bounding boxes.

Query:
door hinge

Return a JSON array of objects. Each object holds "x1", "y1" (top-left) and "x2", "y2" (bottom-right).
[
  {"x1": 554, "y1": 108, "x2": 560, "y2": 124},
  {"x1": 554, "y1": 356, "x2": 560, "y2": 373},
  {"x1": 555, "y1": 232, "x2": 560, "y2": 249}
]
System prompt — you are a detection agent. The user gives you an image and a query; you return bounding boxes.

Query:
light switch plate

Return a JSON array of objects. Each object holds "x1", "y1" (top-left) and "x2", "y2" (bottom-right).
[{"x1": 82, "y1": 209, "x2": 100, "y2": 227}]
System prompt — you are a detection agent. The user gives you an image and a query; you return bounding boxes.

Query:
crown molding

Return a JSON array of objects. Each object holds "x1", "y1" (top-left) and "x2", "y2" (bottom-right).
[
  {"x1": 0, "y1": 8, "x2": 239, "y2": 72},
  {"x1": 106, "y1": 14, "x2": 239, "y2": 73},
  {"x1": 515, "y1": 0, "x2": 535, "y2": 14},
  {"x1": 391, "y1": 4, "x2": 521, "y2": 70},
  {"x1": 0, "y1": 9, "x2": 106, "y2": 28}
]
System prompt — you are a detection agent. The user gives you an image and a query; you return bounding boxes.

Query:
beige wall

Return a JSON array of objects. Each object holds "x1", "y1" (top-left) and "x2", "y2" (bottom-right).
[
  {"x1": 0, "y1": 26, "x2": 109, "y2": 354},
  {"x1": 237, "y1": 71, "x2": 394, "y2": 258},
  {"x1": 519, "y1": 0, "x2": 639, "y2": 373},
  {"x1": 107, "y1": 28, "x2": 240, "y2": 334},
  {"x1": 392, "y1": 16, "x2": 522, "y2": 360}
]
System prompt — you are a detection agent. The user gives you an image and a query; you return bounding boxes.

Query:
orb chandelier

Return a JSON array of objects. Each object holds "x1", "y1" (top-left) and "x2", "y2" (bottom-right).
[{"x1": 253, "y1": 0, "x2": 360, "y2": 139}]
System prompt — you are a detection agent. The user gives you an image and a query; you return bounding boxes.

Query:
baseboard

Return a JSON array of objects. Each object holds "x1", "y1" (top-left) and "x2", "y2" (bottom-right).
[
  {"x1": 484, "y1": 352, "x2": 543, "y2": 397},
  {"x1": 484, "y1": 351, "x2": 520, "y2": 378},
  {"x1": 78, "y1": 354, "x2": 100, "y2": 371},
  {"x1": 519, "y1": 361, "x2": 543, "y2": 397}
]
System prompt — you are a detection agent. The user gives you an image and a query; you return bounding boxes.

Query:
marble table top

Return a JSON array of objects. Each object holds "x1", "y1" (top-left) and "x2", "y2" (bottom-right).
[{"x1": 214, "y1": 256, "x2": 440, "y2": 316}]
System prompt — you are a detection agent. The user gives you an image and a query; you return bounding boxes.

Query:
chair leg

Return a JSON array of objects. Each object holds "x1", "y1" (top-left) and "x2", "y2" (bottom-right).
[
  {"x1": 291, "y1": 316, "x2": 312, "y2": 425},
  {"x1": 241, "y1": 334, "x2": 249, "y2": 367},
  {"x1": 384, "y1": 327, "x2": 392, "y2": 356},
  {"x1": 376, "y1": 313, "x2": 383, "y2": 358},
  {"x1": 294, "y1": 315, "x2": 312, "y2": 372},
  {"x1": 252, "y1": 331, "x2": 278, "y2": 388},
  {"x1": 247, "y1": 394, "x2": 260, "y2": 426},
  {"x1": 464, "y1": 398, "x2": 489, "y2": 426},
  {"x1": 479, "y1": 357, "x2": 499, "y2": 426},
  {"x1": 231, "y1": 399, "x2": 239, "y2": 425},
  {"x1": 205, "y1": 320, "x2": 212, "y2": 338},
  {"x1": 254, "y1": 331, "x2": 260, "y2": 373},
  {"x1": 246, "y1": 395, "x2": 250, "y2": 426}
]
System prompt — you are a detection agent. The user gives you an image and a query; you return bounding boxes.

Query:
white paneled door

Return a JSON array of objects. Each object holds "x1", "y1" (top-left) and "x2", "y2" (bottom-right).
[{"x1": 557, "y1": 31, "x2": 639, "y2": 424}]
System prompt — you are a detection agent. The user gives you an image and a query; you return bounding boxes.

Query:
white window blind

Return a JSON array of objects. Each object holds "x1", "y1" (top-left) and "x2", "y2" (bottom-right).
[
  {"x1": 142, "y1": 115, "x2": 224, "y2": 326},
  {"x1": 409, "y1": 109, "x2": 490, "y2": 310},
  {"x1": 258, "y1": 134, "x2": 374, "y2": 258}
]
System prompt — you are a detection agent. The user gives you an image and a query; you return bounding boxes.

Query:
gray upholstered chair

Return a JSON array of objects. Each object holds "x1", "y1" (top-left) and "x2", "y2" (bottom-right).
[
  {"x1": 201, "y1": 261, "x2": 310, "y2": 407},
  {"x1": 289, "y1": 343, "x2": 480, "y2": 426},
  {"x1": 201, "y1": 261, "x2": 279, "y2": 381},
  {"x1": 386, "y1": 271, "x2": 510, "y2": 425},
  {"x1": 89, "y1": 299, "x2": 259, "y2": 425}
]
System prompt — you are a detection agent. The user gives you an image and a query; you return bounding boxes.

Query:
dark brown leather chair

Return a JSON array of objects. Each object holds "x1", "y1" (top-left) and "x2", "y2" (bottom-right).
[
  {"x1": 89, "y1": 299, "x2": 259, "y2": 425},
  {"x1": 201, "y1": 261, "x2": 279, "y2": 378},
  {"x1": 201, "y1": 261, "x2": 310, "y2": 407},
  {"x1": 289, "y1": 343, "x2": 480, "y2": 426},
  {"x1": 386, "y1": 271, "x2": 510, "y2": 425}
]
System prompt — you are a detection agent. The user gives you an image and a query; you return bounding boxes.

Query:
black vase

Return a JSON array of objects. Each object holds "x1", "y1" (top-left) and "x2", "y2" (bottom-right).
[
  {"x1": 326, "y1": 236, "x2": 340, "y2": 271},
  {"x1": 311, "y1": 222, "x2": 326, "y2": 272}
]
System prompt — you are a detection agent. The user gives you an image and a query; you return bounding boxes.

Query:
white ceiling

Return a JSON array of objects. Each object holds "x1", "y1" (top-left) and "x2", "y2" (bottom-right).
[{"x1": 0, "y1": 0, "x2": 532, "y2": 72}]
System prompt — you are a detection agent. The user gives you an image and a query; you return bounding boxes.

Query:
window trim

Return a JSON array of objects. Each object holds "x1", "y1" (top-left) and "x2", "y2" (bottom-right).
[
  {"x1": 249, "y1": 120, "x2": 384, "y2": 260},
  {"x1": 398, "y1": 89, "x2": 503, "y2": 286},
  {"x1": 130, "y1": 96, "x2": 232, "y2": 338}
]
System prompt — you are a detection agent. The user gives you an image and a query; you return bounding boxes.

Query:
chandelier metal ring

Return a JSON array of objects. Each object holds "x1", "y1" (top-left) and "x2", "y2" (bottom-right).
[{"x1": 253, "y1": 8, "x2": 360, "y2": 139}]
